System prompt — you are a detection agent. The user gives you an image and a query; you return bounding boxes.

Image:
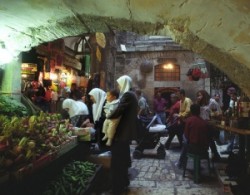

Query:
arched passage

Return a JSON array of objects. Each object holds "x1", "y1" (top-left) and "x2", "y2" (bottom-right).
[{"x1": 0, "y1": 0, "x2": 249, "y2": 94}]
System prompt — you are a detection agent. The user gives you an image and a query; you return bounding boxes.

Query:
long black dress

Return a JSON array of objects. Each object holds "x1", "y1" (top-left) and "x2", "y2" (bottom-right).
[
  {"x1": 94, "y1": 101, "x2": 108, "y2": 150},
  {"x1": 109, "y1": 91, "x2": 138, "y2": 194}
]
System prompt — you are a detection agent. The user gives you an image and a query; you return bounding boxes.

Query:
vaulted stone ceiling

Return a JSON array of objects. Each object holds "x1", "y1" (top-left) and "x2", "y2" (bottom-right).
[{"x1": 0, "y1": 0, "x2": 250, "y2": 94}]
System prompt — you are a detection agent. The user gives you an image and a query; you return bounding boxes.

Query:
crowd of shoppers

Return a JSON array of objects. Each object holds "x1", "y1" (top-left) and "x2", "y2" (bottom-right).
[
  {"x1": 62, "y1": 75, "x2": 138, "y2": 194},
  {"x1": 154, "y1": 92, "x2": 167, "y2": 125},
  {"x1": 61, "y1": 77, "x2": 236, "y2": 190},
  {"x1": 23, "y1": 73, "x2": 238, "y2": 194}
]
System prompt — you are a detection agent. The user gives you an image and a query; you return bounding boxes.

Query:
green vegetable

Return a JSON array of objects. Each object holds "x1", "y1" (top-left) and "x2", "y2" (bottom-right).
[
  {"x1": 43, "y1": 161, "x2": 97, "y2": 195},
  {"x1": 0, "y1": 95, "x2": 28, "y2": 117}
]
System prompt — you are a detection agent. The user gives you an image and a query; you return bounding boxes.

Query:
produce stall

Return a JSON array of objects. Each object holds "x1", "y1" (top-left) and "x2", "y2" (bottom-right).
[
  {"x1": 0, "y1": 95, "x2": 28, "y2": 117},
  {"x1": 43, "y1": 161, "x2": 101, "y2": 195},
  {"x1": 0, "y1": 112, "x2": 100, "y2": 195}
]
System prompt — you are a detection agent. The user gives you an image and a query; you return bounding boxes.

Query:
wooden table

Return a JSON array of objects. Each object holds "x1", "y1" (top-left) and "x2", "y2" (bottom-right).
[
  {"x1": 210, "y1": 119, "x2": 250, "y2": 161},
  {"x1": 213, "y1": 124, "x2": 250, "y2": 135},
  {"x1": 0, "y1": 141, "x2": 92, "y2": 195}
]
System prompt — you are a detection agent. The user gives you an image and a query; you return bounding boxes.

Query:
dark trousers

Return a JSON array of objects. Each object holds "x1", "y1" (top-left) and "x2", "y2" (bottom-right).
[
  {"x1": 208, "y1": 124, "x2": 220, "y2": 156},
  {"x1": 165, "y1": 124, "x2": 183, "y2": 149},
  {"x1": 111, "y1": 141, "x2": 131, "y2": 194},
  {"x1": 210, "y1": 140, "x2": 219, "y2": 156}
]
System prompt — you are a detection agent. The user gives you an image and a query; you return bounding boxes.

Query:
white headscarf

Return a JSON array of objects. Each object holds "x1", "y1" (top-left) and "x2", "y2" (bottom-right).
[
  {"x1": 76, "y1": 101, "x2": 89, "y2": 115},
  {"x1": 117, "y1": 75, "x2": 132, "y2": 96},
  {"x1": 62, "y1": 99, "x2": 88, "y2": 118},
  {"x1": 89, "y1": 88, "x2": 106, "y2": 122}
]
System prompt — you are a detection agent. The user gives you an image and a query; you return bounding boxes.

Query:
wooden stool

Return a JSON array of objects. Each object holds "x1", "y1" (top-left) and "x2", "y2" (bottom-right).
[{"x1": 183, "y1": 152, "x2": 212, "y2": 183}]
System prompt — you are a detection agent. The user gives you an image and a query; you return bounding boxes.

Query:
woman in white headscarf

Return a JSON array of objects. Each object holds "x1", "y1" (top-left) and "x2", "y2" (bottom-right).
[
  {"x1": 89, "y1": 88, "x2": 107, "y2": 123},
  {"x1": 108, "y1": 75, "x2": 138, "y2": 194},
  {"x1": 88, "y1": 88, "x2": 107, "y2": 148},
  {"x1": 117, "y1": 75, "x2": 132, "y2": 97},
  {"x1": 62, "y1": 99, "x2": 89, "y2": 127}
]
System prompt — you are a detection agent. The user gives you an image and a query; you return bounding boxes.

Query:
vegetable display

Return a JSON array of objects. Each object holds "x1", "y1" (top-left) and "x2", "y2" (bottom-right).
[
  {"x1": 0, "y1": 95, "x2": 28, "y2": 117},
  {"x1": 43, "y1": 161, "x2": 98, "y2": 195},
  {"x1": 0, "y1": 112, "x2": 74, "y2": 175}
]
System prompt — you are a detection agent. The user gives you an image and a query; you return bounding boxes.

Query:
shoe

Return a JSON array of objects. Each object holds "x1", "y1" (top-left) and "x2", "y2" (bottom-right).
[{"x1": 106, "y1": 140, "x2": 112, "y2": 146}]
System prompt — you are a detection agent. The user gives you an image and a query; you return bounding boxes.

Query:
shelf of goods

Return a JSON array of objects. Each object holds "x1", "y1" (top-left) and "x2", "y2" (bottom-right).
[{"x1": 0, "y1": 112, "x2": 78, "y2": 184}]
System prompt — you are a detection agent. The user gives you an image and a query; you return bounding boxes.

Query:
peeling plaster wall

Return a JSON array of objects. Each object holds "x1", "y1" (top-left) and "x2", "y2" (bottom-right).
[{"x1": 0, "y1": 0, "x2": 249, "y2": 94}]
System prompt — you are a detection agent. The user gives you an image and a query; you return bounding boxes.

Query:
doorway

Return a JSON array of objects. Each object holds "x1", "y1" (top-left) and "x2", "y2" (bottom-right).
[{"x1": 154, "y1": 87, "x2": 180, "y2": 109}]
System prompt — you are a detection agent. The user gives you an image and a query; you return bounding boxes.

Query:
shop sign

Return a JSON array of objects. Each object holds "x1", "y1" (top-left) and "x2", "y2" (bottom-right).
[{"x1": 21, "y1": 63, "x2": 37, "y2": 74}]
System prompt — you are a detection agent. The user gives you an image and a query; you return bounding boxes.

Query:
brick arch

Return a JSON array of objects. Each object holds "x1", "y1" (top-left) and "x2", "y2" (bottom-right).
[{"x1": 0, "y1": 0, "x2": 250, "y2": 95}]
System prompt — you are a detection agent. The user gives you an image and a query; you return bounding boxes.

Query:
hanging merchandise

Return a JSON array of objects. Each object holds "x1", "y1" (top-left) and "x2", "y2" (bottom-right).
[
  {"x1": 96, "y1": 46, "x2": 101, "y2": 62},
  {"x1": 186, "y1": 62, "x2": 208, "y2": 81},
  {"x1": 186, "y1": 67, "x2": 201, "y2": 81},
  {"x1": 192, "y1": 68, "x2": 202, "y2": 81},
  {"x1": 85, "y1": 55, "x2": 90, "y2": 77},
  {"x1": 95, "y1": 32, "x2": 106, "y2": 48},
  {"x1": 78, "y1": 55, "x2": 91, "y2": 77}
]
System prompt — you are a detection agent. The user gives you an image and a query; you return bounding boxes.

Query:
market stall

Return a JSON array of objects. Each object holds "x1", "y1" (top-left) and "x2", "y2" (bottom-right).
[{"x1": 0, "y1": 112, "x2": 100, "y2": 195}]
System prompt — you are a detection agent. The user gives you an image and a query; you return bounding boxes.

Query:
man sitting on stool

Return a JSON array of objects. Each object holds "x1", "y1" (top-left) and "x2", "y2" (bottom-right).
[{"x1": 176, "y1": 104, "x2": 210, "y2": 169}]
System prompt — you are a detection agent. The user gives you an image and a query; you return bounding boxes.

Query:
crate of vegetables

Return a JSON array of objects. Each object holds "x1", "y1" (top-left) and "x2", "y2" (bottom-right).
[{"x1": 43, "y1": 161, "x2": 102, "y2": 195}]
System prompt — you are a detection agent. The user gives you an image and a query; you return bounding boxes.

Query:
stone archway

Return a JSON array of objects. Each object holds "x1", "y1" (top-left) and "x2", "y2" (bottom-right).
[{"x1": 0, "y1": 0, "x2": 249, "y2": 94}]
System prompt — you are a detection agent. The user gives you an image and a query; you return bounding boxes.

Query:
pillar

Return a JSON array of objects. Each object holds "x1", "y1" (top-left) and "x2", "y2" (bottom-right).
[{"x1": 1, "y1": 57, "x2": 21, "y2": 100}]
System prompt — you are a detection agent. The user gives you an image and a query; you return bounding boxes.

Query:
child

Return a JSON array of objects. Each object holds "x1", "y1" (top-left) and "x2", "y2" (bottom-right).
[{"x1": 102, "y1": 89, "x2": 121, "y2": 146}]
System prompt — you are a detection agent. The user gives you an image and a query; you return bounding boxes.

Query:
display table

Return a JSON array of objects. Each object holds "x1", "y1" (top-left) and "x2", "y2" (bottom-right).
[
  {"x1": 212, "y1": 123, "x2": 250, "y2": 135},
  {"x1": 210, "y1": 119, "x2": 250, "y2": 161},
  {"x1": 0, "y1": 139, "x2": 93, "y2": 195}
]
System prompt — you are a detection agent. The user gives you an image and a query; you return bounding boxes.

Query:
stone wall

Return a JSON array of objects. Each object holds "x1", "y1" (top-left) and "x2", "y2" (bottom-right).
[
  {"x1": 0, "y1": 58, "x2": 22, "y2": 100},
  {"x1": 0, "y1": 0, "x2": 250, "y2": 95},
  {"x1": 115, "y1": 50, "x2": 210, "y2": 106}
]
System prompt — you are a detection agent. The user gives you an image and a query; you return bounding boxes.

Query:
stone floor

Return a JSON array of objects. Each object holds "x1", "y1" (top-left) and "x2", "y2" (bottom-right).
[
  {"x1": 91, "y1": 137, "x2": 232, "y2": 195},
  {"x1": 126, "y1": 138, "x2": 224, "y2": 195}
]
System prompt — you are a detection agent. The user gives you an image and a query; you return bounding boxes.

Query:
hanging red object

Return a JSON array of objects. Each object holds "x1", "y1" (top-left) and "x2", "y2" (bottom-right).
[
  {"x1": 186, "y1": 68, "x2": 201, "y2": 81},
  {"x1": 192, "y1": 68, "x2": 201, "y2": 81}
]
